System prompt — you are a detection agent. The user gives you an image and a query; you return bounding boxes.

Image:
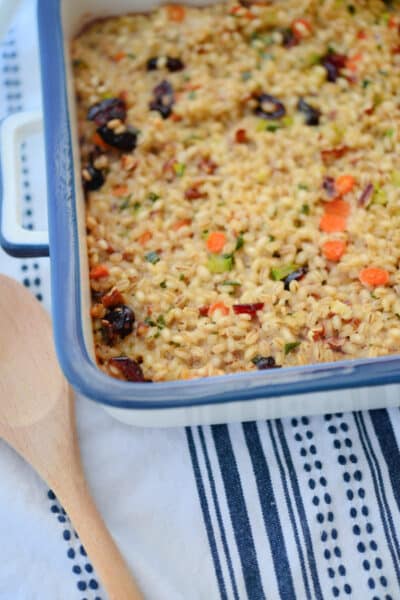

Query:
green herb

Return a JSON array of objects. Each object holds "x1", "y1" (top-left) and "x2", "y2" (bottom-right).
[
  {"x1": 268, "y1": 235, "x2": 276, "y2": 242},
  {"x1": 282, "y1": 115, "x2": 294, "y2": 127},
  {"x1": 371, "y1": 292, "x2": 378, "y2": 299},
  {"x1": 145, "y1": 251, "x2": 161, "y2": 264},
  {"x1": 179, "y1": 273, "x2": 186, "y2": 281},
  {"x1": 207, "y1": 254, "x2": 234, "y2": 274},
  {"x1": 298, "y1": 183, "x2": 309, "y2": 191},
  {"x1": 201, "y1": 230, "x2": 209, "y2": 239},
  {"x1": 271, "y1": 263, "x2": 298, "y2": 281},
  {"x1": 148, "y1": 192, "x2": 160, "y2": 202},
  {"x1": 266, "y1": 123, "x2": 281, "y2": 132},
  {"x1": 170, "y1": 341, "x2": 181, "y2": 347},
  {"x1": 235, "y1": 234, "x2": 245, "y2": 251},
  {"x1": 156, "y1": 315, "x2": 166, "y2": 329},
  {"x1": 127, "y1": 53, "x2": 136, "y2": 59},
  {"x1": 119, "y1": 195, "x2": 132, "y2": 211},
  {"x1": 188, "y1": 91, "x2": 197, "y2": 100},
  {"x1": 173, "y1": 162, "x2": 186, "y2": 177},
  {"x1": 183, "y1": 74, "x2": 191, "y2": 82},
  {"x1": 362, "y1": 79, "x2": 371, "y2": 89},
  {"x1": 301, "y1": 204, "x2": 310, "y2": 215},
  {"x1": 284, "y1": 341, "x2": 301, "y2": 355},
  {"x1": 160, "y1": 280, "x2": 167, "y2": 289},
  {"x1": 327, "y1": 45, "x2": 336, "y2": 55},
  {"x1": 347, "y1": 4, "x2": 356, "y2": 14},
  {"x1": 221, "y1": 280, "x2": 241, "y2": 287},
  {"x1": 373, "y1": 185, "x2": 388, "y2": 205},
  {"x1": 144, "y1": 317, "x2": 156, "y2": 327},
  {"x1": 153, "y1": 331, "x2": 161, "y2": 339},
  {"x1": 241, "y1": 71, "x2": 252, "y2": 81},
  {"x1": 378, "y1": 68, "x2": 388, "y2": 76},
  {"x1": 133, "y1": 201, "x2": 141, "y2": 212},
  {"x1": 396, "y1": 313, "x2": 400, "y2": 320},
  {"x1": 308, "y1": 52, "x2": 322, "y2": 66},
  {"x1": 384, "y1": 128, "x2": 395, "y2": 138}
]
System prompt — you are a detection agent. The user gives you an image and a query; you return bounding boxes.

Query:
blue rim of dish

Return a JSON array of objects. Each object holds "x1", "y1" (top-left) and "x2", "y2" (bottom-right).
[{"x1": 37, "y1": 0, "x2": 400, "y2": 410}]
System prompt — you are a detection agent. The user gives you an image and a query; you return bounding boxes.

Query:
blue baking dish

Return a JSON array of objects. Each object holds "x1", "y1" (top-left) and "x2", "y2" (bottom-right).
[{"x1": 1, "y1": 0, "x2": 400, "y2": 426}]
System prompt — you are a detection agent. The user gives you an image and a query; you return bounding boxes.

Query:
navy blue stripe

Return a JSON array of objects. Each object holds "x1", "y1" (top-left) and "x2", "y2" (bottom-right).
[
  {"x1": 198, "y1": 427, "x2": 240, "y2": 600},
  {"x1": 370, "y1": 410, "x2": 400, "y2": 515},
  {"x1": 267, "y1": 422, "x2": 312, "y2": 600},
  {"x1": 242, "y1": 422, "x2": 295, "y2": 600},
  {"x1": 211, "y1": 424, "x2": 266, "y2": 600},
  {"x1": 274, "y1": 420, "x2": 324, "y2": 600},
  {"x1": 353, "y1": 413, "x2": 400, "y2": 585},
  {"x1": 186, "y1": 428, "x2": 228, "y2": 600}
]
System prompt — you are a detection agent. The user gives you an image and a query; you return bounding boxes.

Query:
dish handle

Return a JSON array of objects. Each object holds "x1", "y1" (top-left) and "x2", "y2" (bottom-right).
[{"x1": 0, "y1": 111, "x2": 49, "y2": 257}]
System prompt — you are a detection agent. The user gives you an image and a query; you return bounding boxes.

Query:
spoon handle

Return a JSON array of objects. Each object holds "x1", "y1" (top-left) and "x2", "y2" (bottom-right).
[{"x1": 58, "y1": 477, "x2": 144, "y2": 600}]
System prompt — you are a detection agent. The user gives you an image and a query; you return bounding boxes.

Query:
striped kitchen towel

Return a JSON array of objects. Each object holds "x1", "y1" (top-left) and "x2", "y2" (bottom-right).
[{"x1": 1, "y1": 1, "x2": 400, "y2": 599}]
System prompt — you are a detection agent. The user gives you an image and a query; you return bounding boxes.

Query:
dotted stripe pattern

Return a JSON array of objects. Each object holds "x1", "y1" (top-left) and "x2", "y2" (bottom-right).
[
  {"x1": 47, "y1": 491, "x2": 101, "y2": 598},
  {"x1": 325, "y1": 414, "x2": 392, "y2": 600},
  {"x1": 291, "y1": 415, "x2": 352, "y2": 598}
]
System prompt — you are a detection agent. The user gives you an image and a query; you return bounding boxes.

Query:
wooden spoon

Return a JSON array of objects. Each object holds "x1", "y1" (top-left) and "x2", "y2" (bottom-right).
[{"x1": 0, "y1": 275, "x2": 144, "y2": 600}]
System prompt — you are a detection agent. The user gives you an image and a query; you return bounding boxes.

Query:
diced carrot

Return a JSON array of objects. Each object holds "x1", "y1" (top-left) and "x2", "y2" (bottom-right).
[
  {"x1": 322, "y1": 240, "x2": 347, "y2": 262},
  {"x1": 235, "y1": 129, "x2": 248, "y2": 144},
  {"x1": 112, "y1": 185, "x2": 129, "y2": 197},
  {"x1": 229, "y1": 5, "x2": 241, "y2": 15},
  {"x1": 357, "y1": 30, "x2": 367, "y2": 40},
  {"x1": 335, "y1": 174, "x2": 356, "y2": 196},
  {"x1": 291, "y1": 18, "x2": 313, "y2": 40},
  {"x1": 113, "y1": 51, "x2": 126, "y2": 62},
  {"x1": 207, "y1": 232, "x2": 227, "y2": 253},
  {"x1": 90, "y1": 265, "x2": 109, "y2": 279},
  {"x1": 359, "y1": 267, "x2": 389, "y2": 287},
  {"x1": 166, "y1": 4, "x2": 186, "y2": 22},
  {"x1": 92, "y1": 132, "x2": 110, "y2": 150},
  {"x1": 345, "y1": 52, "x2": 362, "y2": 72},
  {"x1": 170, "y1": 113, "x2": 183, "y2": 122},
  {"x1": 199, "y1": 306, "x2": 210, "y2": 317},
  {"x1": 139, "y1": 231, "x2": 152, "y2": 245},
  {"x1": 319, "y1": 213, "x2": 347, "y2": 233},
  {"x1": 388, "y1": 16, "x2": 398, "y2": 29},
  {"x1": 102, "y1": 288, "x2": 124, "y2": 308},
  {"x1": 172, "y1": 218, "x2": 191, "y2": 231},
  {"x1": 324, "y1": 198, "x2": 350, "y2": 217},
  {"x1": 208, "y1": 302, "x2": 230, "y2": 317}
]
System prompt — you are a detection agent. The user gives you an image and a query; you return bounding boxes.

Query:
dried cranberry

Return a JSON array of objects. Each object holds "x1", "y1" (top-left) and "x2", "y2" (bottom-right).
[
  {"x1": 146, "y1": 57, "x2": 159, "y2": 71},
  {"x1": 322, "y1": 176, "x2": 336, "y2": 198},
  {"x1": 87, "y1": 97, "x2": 127, "y2": 126},
  {"x1": 102, "y1": 304, "x2": 135, "y2": 342},
  {"x1": 83, "y1": 164, "x2": 105, "y2": 191},
  {"x1": 149, "y1": 80, "x2": 175, "y2": 119},
  {"x1": 166, "y1": 57, "x2": 185, "y2": 72},
  {"x1": 254, "y1": 93, "x2": 286, "y2": 120},
  {"x1": 297, "y1": 98, "x2": 321, "y2": 126},
  {"x1": 96, "y1": 125, "x2": 138, "y2": 151},
  {"x1": 281, "y1": 28, "x2": 298, "y2": 48},
  {"x1": 283, "y1": 267, "x2": 308, "y2": 291},
  {"x1": 233, "y1": 303, "x2": 264, "y2": 316},
  {"x1": 358, "y1": 183, "x2": 374, "y2": 207},
  {"x1": 321, "y1": 52, "x2": 347, "y2": 82},
  {"x1": 321, "y1": 146, "x2": 350, "y2": 164},
  {"x1": 109, "y1": 357, "x2": 150, "y2": 382},
  {"x1": 252, "y1": 356, "x2": 282, "y2": 370},
  {"x1": 199, "y1": 306, "x2": 210, "y2": 317},
  {"x1": 101, "y1": 288, "x2": 124, "y2": 309}
]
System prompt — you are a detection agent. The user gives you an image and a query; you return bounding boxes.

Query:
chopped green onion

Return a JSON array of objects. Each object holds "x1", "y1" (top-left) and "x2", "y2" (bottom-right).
[
  {"x1": 266, "y1": 123, "x2": 281, "y2": 132},
  {"x1": 301, "y1": 204, "x2": 310, "y2": 215},
  {"x1": 241, "y1": 71, "x2": 252, "y2": 81},
  {"x1": 160, "y1": 280, "x2": 167, "y2": 289},
  {"x1": 268, "y1": 235, "x2": 276, "y2": 242},
  {"x1": 271, "y1": 263, "x2": 298, "y2": 281},
  {"x1": 144, "y1": 317, "x2": 156, "y2": 327},
  {"x1": 284, "y1": 341, "x2": 301, "y2": 355},
  {"x1": 235, "y1": 234, "x2": 245, "y2": 251},
  {"x1": 347, "y1": 4, "x2": 356, "y2": 14},
  {"x1": 133, "y1": 201, "x2": 141, "y2": 212},
  {"x1": 188, "y1": 91, "x2": 197, "y2": 100},
  {"x1": 391, "y1": 171, "x2": 400, "y2": 187},
  {"x1": 127, "y1": 53, "x2": 136, "y2": 59},
  {"x1": 207, "y1": 254, "x2": 234, "y2": 273},
  {"x1": 179, "y1": 273, "x2": 186, "y2": 281},
  {"x1": 221, "y1": 280, "x2": 241, "y2": 287},
  {"x1": 156, "y1": 315, "x2": 166, "y2": 329},
  {"x1": 173, "y1": 162, "x2": 186, "y2": 177},
  {"x1": 373, "y1": 186, "x2": 388, "y2": 205},
  {"x1": 119, "y1": 195, "x2": 132, "y2": 211},
  {"x1": 298, "y1": 183, "x2": 309, "y2": 191},
  {"x1": 145, "y1": 251, "x2": 161, "y2": 264},
  {"x1": 148, "y1": 192, "x2": 160, "y2": 202},
  {"x1": 384, "y1": 128, "x2": 395, "y2": 138},
  {"x1": 362, "y1": 79, "x2": 371, "y2": 89}
]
